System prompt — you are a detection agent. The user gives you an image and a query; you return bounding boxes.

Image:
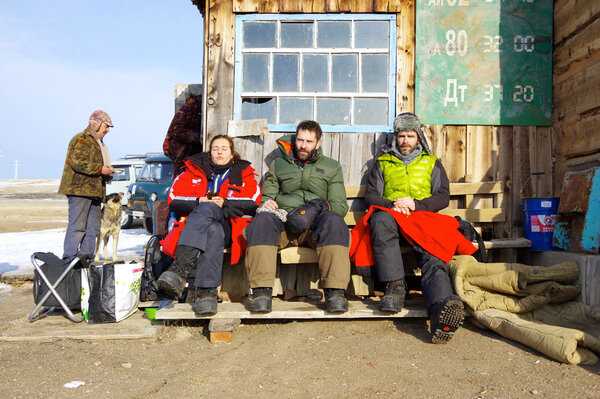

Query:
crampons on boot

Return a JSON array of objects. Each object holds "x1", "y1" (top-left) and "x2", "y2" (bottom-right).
[{"x1": 430, "y1": 295, "x2": 464, "y2": 344}]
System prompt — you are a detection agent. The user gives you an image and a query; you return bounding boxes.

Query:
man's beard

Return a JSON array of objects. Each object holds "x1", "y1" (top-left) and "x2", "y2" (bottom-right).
[
  {"x1": 294, "y1": 147, "x2": 317, "y2": 161},
  {"x1": 399, "y1": 143, "x2": 418, "y2": 156}
]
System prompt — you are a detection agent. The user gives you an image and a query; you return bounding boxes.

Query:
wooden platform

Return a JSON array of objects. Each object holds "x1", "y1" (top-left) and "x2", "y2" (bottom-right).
[{"x1": 154, "y1": 298, "x2": 427, "y2": 320}]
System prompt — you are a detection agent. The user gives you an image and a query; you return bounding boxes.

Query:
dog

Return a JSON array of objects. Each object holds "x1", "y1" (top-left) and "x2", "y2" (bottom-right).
[{"x1": 95, "y1": 192, "x2": 124, "y2": 262}]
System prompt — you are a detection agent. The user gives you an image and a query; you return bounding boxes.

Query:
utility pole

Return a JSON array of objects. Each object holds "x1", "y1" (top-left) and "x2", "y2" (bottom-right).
[{"x1": 13, "y1": 159, "x2": 18, "y2": 179}]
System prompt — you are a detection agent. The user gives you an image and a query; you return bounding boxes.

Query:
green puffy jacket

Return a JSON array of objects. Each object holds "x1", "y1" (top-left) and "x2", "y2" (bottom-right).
[
  {"x1": 262, "y1": 134, "x2": 348, "y2": 217},
  {"x1": 58, "y1": 126, "x2": 106, "y2": 199}
]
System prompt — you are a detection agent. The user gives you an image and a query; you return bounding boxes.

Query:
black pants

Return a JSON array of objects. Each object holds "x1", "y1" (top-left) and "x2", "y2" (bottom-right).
[
  {"x1": 177, "y1": 202, "x2": 231, "y2": 288},
  {"x1": 369, "y1": 210, "x2": 454, "y2": 314}
]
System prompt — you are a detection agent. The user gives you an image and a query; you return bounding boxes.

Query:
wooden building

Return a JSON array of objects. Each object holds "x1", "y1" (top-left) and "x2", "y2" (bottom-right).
[{"x1": 185, "y1": 0, "x2": 599, "y2": 260}]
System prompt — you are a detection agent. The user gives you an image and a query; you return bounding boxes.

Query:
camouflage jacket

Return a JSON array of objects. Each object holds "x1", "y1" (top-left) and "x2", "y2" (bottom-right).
[{"x1": 58, "y1": 126, "x2": 106, "y2": 199}]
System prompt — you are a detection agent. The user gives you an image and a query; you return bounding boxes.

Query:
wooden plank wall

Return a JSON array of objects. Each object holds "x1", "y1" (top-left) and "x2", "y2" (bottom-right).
[
  {"x1": 203, "y1": 0, "x2": 555, "y2": 239},
  {"x1": 553, "y1": 0, "x2": 600, "y2": 192}
]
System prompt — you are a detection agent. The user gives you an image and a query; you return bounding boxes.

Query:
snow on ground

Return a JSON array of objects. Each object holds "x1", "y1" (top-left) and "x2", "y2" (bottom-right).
[
  {"x1": 0, "y1": 282, "x2": 12, "y2": 293},
  {"x1": 0, "y1": 228, "x2": 151, "y2": 275},
  {"x1": 0, "y1": 179, "x2": 60, "y2": 188}
]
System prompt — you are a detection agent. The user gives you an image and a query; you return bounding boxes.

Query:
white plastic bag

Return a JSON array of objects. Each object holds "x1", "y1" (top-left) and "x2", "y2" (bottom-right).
[{"x1": 81, "y1": 261, "x2": 143, "y2": 323}]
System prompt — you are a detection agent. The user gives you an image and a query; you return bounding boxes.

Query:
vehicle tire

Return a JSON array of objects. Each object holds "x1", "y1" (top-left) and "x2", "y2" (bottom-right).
[
  {"x1": 120, "y1": 210, "x2": 133, "y2": 229},
  {"x1": 143, "y1": 217, "x2": 154, "y2": 234}
]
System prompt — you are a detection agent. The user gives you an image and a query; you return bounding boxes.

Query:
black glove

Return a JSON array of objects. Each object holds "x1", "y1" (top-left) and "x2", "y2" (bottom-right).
[
  {"x1": 222, "y1": 199, "x2": 244, "y2": 219},
  {"x1": 286, "y1": 198, "x2": 331, "y2": 236}
]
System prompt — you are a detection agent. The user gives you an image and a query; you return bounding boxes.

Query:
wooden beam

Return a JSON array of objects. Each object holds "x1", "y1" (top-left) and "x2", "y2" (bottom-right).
[
  {"x1": 345, "y1": 182, "x2": 504, "y2": 198},
  {"x1": 396, "y1": 1, "x2": 415, "y2": 113},
  {"x1": 554, "y1": 0, "x2": 600, "y2": 45},
  {"x1": 554, "y1": 16, "x2": 600, "y2": 85},
  {"x1": 206, "y1": 0, "x2": 235, "y2": 139},
  {"x1": 155, "y1": 299, "x2": 427, "y2": 320}
]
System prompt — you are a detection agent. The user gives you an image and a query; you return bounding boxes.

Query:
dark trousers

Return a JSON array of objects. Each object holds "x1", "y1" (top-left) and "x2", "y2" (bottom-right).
[
  {"x1": 63, "y1": 195, "x2": 101, "y2": 260},
  {"x1": 244, "y1": 211, "x2": 351, "y2": 289},
  {"x1": 177, "y1": 202, "x2": 231, "y2": 288},
  {"x1": 369, "y1": 210, "x2": 454, "y2": 314}
]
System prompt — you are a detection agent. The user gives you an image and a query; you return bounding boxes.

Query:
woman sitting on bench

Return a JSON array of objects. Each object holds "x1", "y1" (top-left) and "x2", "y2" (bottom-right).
[{"x1": 157, "y1": 135, "x2": 262, "y2": 316}]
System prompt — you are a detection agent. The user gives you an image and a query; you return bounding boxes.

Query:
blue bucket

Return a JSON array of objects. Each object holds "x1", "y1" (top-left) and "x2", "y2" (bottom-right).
[{"x1": 521, "y1": 198, "x2": 559, "y2": 251}]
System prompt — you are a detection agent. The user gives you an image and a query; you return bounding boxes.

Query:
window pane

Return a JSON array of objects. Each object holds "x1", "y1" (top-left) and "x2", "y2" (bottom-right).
[
  {"x1": 241, "y1": 97, "x2": 276, "y2": 124},
  {"x1": 317, "y1": 98, "x2": 350, "y2": 125},
  {"x1": 302, "y1": 54, "x2": 328, "y2": 93},
  {"x1": 280, "y1": 97, "x2": 313, "y2": 124},
  {"x1": 355, "y1": 21, "x2": 389, "y2": 48},
  {"x1": 243, "y1": 54, "x2": 269, "y2": 92},
  {"x1": 362, "y1": 54, "x2": 388, "y2": 92},
  {"x1": 354, "y1": 98, "x2": 388, "y2": 125},
  {"x1": 273, "y1": 54, "x2": 299, "y2": 92},
  {"x1": 243, "y1": 22, "x2": 276, "y2": 48},
  {"x1": 332, "y1": 54, "x2": 357, "y2": 92},
  {"x1": 281, "y1": 22, "x2": 313, "y2": 48},
  {"x1": 317, "y1": 21, "x2": 350, "y2": 48}
]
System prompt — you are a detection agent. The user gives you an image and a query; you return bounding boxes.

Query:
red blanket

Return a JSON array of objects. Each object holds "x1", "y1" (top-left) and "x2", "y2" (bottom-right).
[{"x1": 350, "y1": 206, "x2": 477, "y2": 267}]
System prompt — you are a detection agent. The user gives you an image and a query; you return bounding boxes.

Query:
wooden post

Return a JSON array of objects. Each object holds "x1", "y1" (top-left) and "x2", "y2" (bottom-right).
[
  {"x1": 397, "y1": 1, "x2": 415, "y2": 114},
  {"x1": 206, "y1": 0, "x2": 235, "y2": 140}
]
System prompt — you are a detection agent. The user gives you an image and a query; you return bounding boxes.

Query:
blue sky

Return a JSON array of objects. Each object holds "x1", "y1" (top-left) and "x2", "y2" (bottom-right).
[{"x1": 0, "y1": 1, "x2": 203, "y2": 179}]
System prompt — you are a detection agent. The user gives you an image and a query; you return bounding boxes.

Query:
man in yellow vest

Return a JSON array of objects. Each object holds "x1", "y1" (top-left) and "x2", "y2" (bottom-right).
[{"x1": 364, "y1": 112, "x2": 464, "y2": 344}]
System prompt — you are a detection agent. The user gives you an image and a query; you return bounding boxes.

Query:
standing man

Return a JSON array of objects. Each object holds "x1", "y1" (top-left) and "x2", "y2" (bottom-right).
[
  {"x1": 244, "y1": 120, "x2": 351, "y2": 314},
  {"x1": 364, "y1": 112, "x2": 464, "y2": 343},
  {"x1": 59, "y1": 110, "x2": 116, "y2": 261}
]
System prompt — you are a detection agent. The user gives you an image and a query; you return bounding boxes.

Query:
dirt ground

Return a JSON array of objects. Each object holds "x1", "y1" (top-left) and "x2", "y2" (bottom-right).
[{"x1": 1, "y1": 181, "x2": 599, "y2": 398}]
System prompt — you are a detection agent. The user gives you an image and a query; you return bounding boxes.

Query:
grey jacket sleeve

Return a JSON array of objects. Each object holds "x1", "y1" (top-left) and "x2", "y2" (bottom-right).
[
  {"x1": 364, "y1": 160, "x2": 394, "y2": 208},
  {"x1": 414, "y1": 159, "x2": 450, "y2": 212}
]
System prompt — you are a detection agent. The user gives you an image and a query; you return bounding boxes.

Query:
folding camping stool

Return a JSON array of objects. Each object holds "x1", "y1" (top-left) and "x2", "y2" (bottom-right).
[{"x1": 29, "y1": 253, "x2": 85, "y2": 323}]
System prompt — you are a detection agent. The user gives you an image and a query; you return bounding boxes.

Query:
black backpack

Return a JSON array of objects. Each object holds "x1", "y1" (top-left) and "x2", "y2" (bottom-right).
[
  {"x1": 455, "y1": 217, "x2": 488, "y2": 262},
  {"x1": 140, "y1": 235, "x2": 172, "y2": 302}
]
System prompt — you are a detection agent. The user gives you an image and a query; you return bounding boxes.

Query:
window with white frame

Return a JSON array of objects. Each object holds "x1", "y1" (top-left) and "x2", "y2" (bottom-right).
[{"x1": 233, "y1": 14, "x2": 397, "y2": 133}]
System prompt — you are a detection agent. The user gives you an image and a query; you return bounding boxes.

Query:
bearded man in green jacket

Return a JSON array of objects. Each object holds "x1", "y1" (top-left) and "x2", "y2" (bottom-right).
[{"x1": 244, "y1": 120, "x2": 350, "y2": 314}]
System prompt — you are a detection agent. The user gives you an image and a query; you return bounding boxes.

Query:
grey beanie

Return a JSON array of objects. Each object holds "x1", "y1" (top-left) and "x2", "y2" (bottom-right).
[{"x1": 392, "y1": 112, "x2": 431, "y2": 154}]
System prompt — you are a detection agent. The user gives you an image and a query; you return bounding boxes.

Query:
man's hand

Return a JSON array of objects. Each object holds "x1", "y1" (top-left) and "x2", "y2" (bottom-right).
[
  {"x1": 101, "y1": 165, "x2": 115, "y2": 176},
  {"x1": 262, "y1": 199, "x2": 279, "y2": 210},
  {"x1": 393, "y1": 197, "x2": 415, "y2": 211},
  {"x1": 392, "y1": 205, "x2": 411, "y2": 216},
  {"x1": 392, "y1": 197, "x2": 415, "y2": 216}
]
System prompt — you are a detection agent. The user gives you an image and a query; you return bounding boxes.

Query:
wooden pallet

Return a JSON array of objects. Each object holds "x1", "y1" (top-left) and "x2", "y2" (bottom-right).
[{"x1": 154, "y1": 298, "x2": 428, "y2": 343}]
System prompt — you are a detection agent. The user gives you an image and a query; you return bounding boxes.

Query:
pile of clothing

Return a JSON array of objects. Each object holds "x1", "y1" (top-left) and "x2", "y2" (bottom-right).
[{"x1": 448, "y1": 255, "x2": 600, "y2": 365}]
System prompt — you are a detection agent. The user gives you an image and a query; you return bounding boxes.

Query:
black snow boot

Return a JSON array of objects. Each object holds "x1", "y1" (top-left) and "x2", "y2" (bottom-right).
[
  {"x1": 157, "y1": 245, "x2": 199, "y2": 298},
  {"x1": 379, "y1": 279, "x2": 406, "y2": 313},
  {"x1": 191, "y1": 288, "x2": 218, "y2": 316},
  {"x1": 325, "y1": 288, "x2": 348, "y2": 314},
  {"x1": 429, "y1": 295, "x2": 465, "y2": 344},
  {"x1": 250, "y1": 287, "x2": 272, "y2": 313}
]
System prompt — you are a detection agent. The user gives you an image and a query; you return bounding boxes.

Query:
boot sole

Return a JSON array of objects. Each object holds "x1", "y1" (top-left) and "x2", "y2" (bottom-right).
[
  {"x1": 431, "y1": 299, "x2": 464, "y2": 344},
  {"x1": 157, "y1": 277, "x2": 184, "y2": 299},
  {"x1": 326, "y1": 298, "x2": 348, "y2": 314},
  {"x1": 250, "y1": 297, "x2": 272, "y2": 313},
  {"x1": 191, "y1": 300, "x2": 217, "y2": 317},
  {"x1": 379, "y1": 296, "x2": 404, "y2": 313}
]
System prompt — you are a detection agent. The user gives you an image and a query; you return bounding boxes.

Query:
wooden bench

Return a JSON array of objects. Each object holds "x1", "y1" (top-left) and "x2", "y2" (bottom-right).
[
  {"x1": 214, "y1": 181, "x2": 532, "y2": 297},
  {"x1": 151, "y1": 181, "x2": 530, "y2": 341},
  {"x1": 276, "y1": 182, "x2": 531, "y2": 295}
]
